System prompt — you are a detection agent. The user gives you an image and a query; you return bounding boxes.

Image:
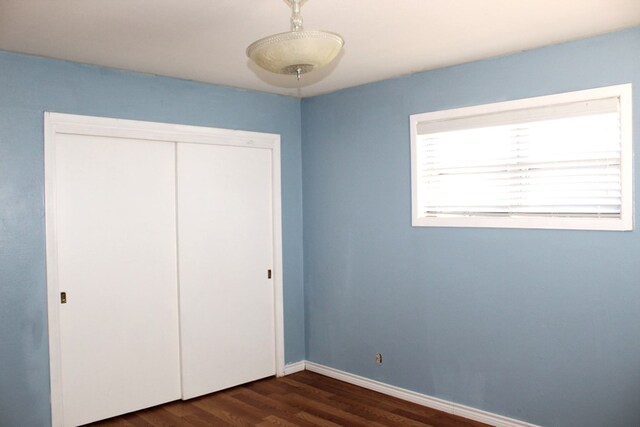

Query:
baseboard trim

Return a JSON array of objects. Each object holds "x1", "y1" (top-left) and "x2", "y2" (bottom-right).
[
  {"x1": 282, "y1": 360, "x2": 306, "y2": 375},
  {"x1": 303, "y1": 361, "x2": 539, "y2": 427}
]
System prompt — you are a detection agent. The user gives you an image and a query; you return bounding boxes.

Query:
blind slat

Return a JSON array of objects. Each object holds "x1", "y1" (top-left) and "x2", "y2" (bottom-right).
[{"x1": 416, "y1": 97, "x2": 623, "y2": 218}]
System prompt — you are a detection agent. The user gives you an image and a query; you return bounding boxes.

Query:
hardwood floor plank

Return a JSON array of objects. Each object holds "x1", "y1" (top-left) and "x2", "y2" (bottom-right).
[
  {"x1": 137, "y1": 407, "x2": 196, "y2": 426},
  {"x1": 293, "y1": 411, "x2": 346, "y2": 427},
  {"x1": 192, "y1": 396, "x2": 262, "y2": 426},
  {"x1": 249, "y1": 378, "x2": 294, "y2": 396},
  {"x1": 90, "y1": 418, "x2": 139, "y2": 427},
  {"x1": 85, "y1": 371, "x2": 491, "y2": 427},
  {"x1": 285, "y1": 393, "x2": 389, "y2": 427},
  {"x1": 179, "y1": 413, "x2": 225, "y2": 427},
  {"x1": 256, "y1": 415, "x2": 305, "y2": 427},
  {"x1": 292, "y1": 372, "x2": 431, "y2": 414},
  {"x1": 90, "y1": 410, "x2": 155, "y2": 426},
  {"x1": 277, "y1": 377, "x2": 336, "y2": 399},
  {"x1": 164, "y1": 400, "x2": 199, "y2": 417},
  {"x1": 286, "y1": 374, "x2": 430, "y2": 426},
  {"x1": 294, "y1": 372, "x2": 442, "y2": 419},
  {"x1": 296, "y1": 373, "x2": 466, "y2": 425},
  {"x1": 327, "y1": 393, "x2": 432, "y2": 426},
  {"x1": 275, "y1": 374, "x2": 430, "y2": 426},
  {"x1": 231, "y1": 389, "x2": 319, "y2": 427},
  {"x1": 217, "y1": 393, "x2": 281, "y2": 422}
]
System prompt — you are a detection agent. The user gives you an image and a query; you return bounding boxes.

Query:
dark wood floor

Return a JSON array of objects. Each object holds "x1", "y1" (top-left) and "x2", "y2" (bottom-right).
[{"x1": 89, "y1": 370, "x2": 491, "y2": 427}]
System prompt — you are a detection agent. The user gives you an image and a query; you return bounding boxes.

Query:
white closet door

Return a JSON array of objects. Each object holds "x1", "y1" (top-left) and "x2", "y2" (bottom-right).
[
  {"x1": 54, "y1": 134, "x2": 181, "y2": 426},
  {"x1": 177, "y1": 142, "x2": 276, "y2": 399}
]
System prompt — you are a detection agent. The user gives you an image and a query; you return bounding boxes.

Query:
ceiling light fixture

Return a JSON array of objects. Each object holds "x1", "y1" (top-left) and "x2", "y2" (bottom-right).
[{"x1": 246, "y1": 0, "x2": 344, "y2": 81}]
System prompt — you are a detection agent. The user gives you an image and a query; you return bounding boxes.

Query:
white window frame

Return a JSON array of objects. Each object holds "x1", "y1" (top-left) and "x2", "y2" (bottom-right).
[{"x1": 410, "y1": 84, "x2": 633, "y2": 230}]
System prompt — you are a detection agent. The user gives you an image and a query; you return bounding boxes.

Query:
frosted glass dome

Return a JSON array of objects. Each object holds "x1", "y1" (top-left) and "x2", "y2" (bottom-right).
[
  {"x1": 247, "y1": 30, "x2": 344, "y2": 76},
  {"x1": 246, "y1": 0, "x2": 344, "y2": 79}
]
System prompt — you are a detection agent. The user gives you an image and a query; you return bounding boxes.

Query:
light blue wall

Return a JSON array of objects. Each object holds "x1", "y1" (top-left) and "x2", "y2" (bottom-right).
[
  {"x1": 302, "y1": 27, "x2": 640, "y2": 427},
  {"x1": 3, "y1": 26, "x2": 640, "y2": 427},
  {"x1": 0, "y1": 52, "x2": 305, "y2": 426}
]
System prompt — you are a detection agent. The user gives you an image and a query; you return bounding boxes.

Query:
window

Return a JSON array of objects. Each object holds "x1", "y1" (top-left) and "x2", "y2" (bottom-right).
[{"x1": 410, "y1": 84, "x2": 633, "y2": 230}]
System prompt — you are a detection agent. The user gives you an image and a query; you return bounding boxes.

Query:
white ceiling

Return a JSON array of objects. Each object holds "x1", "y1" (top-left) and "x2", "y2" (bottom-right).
[{"x1": 1, "y1": 1, "x2": 639, "y2": 98}]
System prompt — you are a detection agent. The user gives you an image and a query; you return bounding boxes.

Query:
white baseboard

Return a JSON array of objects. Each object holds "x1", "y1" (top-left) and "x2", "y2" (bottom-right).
[
  {"x1": 282, "y1": 360, "x2": 306, "y2": 375},
  {"x1": 289, "y1": 361, "x2": 539, "y2": 427}
]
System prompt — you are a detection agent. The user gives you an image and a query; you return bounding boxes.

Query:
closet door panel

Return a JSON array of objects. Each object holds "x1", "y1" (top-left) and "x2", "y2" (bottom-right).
[
  {"x1": 177, "y1": 142, "x2": 276, "y2": 399},
  {"x1": 55, "y1": 134, "x2": 181, "y2": 426}
]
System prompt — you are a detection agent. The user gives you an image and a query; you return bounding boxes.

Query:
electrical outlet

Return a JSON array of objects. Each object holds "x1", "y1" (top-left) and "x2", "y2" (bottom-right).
[{"x1": 375, "y1": 353, "x2": 383, "y2": 364}]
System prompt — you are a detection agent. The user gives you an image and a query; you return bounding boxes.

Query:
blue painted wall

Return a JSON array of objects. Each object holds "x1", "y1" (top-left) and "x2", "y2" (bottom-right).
[
  {"x1": 3, "y1": 25, "x2": 640, "y2": 427},
  {"x1": 302, "y1": 27, "x2": 640, "y2": 427},
  {"x1": 0, "y1": 52, "x2": 305, "y2": 426}
]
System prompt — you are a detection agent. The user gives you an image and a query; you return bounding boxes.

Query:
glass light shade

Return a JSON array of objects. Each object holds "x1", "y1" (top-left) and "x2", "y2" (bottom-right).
[{"x1": 246, "y1": 30, "x2": 344, "y2": 75}]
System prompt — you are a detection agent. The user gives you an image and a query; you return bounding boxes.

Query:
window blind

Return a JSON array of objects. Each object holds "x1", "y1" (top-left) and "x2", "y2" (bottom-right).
[{"x1": 416, "y1": 98, "x2": 623, "y2": 219}]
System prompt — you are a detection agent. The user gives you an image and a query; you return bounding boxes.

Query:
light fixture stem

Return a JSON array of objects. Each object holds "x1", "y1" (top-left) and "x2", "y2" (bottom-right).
[{"x1": 290, "y1": 0, "x2": 304, "y2": 31}]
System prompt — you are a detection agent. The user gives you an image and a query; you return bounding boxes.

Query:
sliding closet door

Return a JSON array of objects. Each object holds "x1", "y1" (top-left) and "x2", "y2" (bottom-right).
[
  {"x1": 53, "y1": 134, "x2": 181, "y2": 426},
  {"x1": 177, "y1": 142, "x2": 276, "y2": 399}
]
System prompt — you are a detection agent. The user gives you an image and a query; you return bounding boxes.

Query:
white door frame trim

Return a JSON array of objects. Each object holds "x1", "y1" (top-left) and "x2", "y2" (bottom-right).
[{"x1": 44, "y1": 112, "x2": 286, "y2": 427}]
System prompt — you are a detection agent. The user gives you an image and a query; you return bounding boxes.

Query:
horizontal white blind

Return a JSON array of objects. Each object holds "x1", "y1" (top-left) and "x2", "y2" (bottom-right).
[
  {"x1": 416, "y1": 98, "x2": 622, "y2": 219},
  {"x1": 416, "y1": 97, "x2": 619, "y2": 134}
]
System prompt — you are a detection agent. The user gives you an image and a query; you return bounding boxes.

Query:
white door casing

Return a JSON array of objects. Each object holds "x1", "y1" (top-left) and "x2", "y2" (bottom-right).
[{"x1": 44, "y1": 113, "x2": 285, "y2": 426}]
